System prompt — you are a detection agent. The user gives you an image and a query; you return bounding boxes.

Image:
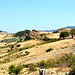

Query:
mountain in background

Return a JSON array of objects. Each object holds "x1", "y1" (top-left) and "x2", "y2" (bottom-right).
[
  {"x1": 42, "y1": 26, "x2": 75, "y2": 32},
  {"x1": 65, "y1": 26, "x2": 75, "y2": 29},
  {"x1": 0, "y1": 26, "x2": 75, "y2": 33},
  {"x1": 41, "y1": 30, "x2": 57, "y2": 32}
]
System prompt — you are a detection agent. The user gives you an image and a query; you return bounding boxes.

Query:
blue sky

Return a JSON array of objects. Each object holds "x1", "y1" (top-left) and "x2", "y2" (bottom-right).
[{"x1": 0, "y1": 0, "x2": 75, "y2": 33}]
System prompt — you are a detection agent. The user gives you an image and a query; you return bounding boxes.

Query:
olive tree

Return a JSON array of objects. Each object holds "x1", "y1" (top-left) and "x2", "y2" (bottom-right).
[
  {"x1": 60, "y1": 31, "x2": 70, "y2": 39},
  {"x1": 70, "y1": 29, "x2": 75, "y2": 38}
]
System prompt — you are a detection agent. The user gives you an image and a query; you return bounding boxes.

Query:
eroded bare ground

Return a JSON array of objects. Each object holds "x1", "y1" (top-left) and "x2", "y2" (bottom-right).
[{"x1": 0, "y1": 39, "x2": 75, "y2": 75}]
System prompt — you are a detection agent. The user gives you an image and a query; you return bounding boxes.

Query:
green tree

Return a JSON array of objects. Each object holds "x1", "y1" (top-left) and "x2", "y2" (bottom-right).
[
  {"x1": 60, "y1": 31, "x2": 70, "y2": 39},
  {"x1": 70, "y1": 29, "x2": 75, "y2": 38},
  {"x1": 14, "y1": 30, "x2": 30, "y2": 37}
]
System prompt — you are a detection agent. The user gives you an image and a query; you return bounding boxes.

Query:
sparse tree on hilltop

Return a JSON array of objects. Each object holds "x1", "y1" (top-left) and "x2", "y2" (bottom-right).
[
  {"x1": 60, "y1": 31, "x2": 70, "y2": 39},
  {"x1": 70, "y1": 29, "x2": 75, "y2": 38}
]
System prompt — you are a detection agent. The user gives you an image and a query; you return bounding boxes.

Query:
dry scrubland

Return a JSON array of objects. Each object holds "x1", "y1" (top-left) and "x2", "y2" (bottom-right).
[
  {"x1": 0, "y1": 30, "x2": 75, "y2": 75},
  {"x1": 0, "y1": 39, "x2": 75, "y2": 75}
]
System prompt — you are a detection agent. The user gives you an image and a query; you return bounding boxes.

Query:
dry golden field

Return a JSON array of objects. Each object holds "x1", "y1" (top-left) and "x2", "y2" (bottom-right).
[{"x1": 0, "y1": 31, "x2": 75, "y2": 75}]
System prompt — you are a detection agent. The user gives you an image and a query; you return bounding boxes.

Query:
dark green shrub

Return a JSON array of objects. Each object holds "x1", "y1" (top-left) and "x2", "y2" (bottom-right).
[
  {"x1": 9, "y1": 65, "x2": 15, "y2": 71},
  {"x1": 23, "y1": 64, "x2": 31, "y2": 68},
  {"x1": 24, "y1": 35, "x2": 31, "y2": 41},
  {"x1": 46, "y1": 48, "x2": 53, "y2": 52},
  {"x1": 53, "y1": 31, "x2": 58, "y2": 33},
  {"x1": 19, "y1": 49, "x2": 22, "y2": 51},
  {"x1": 9, "y1": 65, "x2": 23, "y2": 75},
  {"x1": 8, "y1": 50, "x2": 11, "y2": 52},
  {"x1": 17, "y1": 44, "x2": 21, "y2": 47},
  {"x1": 13, "y1": 66, "x2": 22, "y2": 75},
  {"x1": 25, "y1": 51, "x2": 30, "y2": 55}
]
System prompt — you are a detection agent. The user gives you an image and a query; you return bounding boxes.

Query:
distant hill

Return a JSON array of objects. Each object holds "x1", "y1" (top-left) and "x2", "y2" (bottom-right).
[
  {"x1": 0, "y1": 32, "x2": 8, "y2": 35},
  {"x1": 41, "y1": 26, "x2": 75, "y2": 32},
  {"x1": 57, "y1": 28, "x2": 71, "y2": 33},
  {"x1": 41, "y1": 29, "x2": 58, "y2": 32},
  {"x1": 0, "y1": 30, "x2": 3, "y2": 32},
  {"x1": 65, "y1": 26, "x2": 75, "y2": 29}
]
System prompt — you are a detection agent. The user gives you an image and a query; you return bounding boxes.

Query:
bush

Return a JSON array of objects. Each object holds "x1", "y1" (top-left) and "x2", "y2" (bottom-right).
[
  {"x1": 17, "y1": 44, "x2": 21, "y2": 47},
  {"x1": 43, "y1": 36, "x2": 50, "y2": 41},
  {"x1": 24, "y1": 35, "x2": 31, "y2": 41},
  {"x1": 53, "y1": 31, "x2": 58, "y2": 33},
  {"x1": 8, "y1": 50, "x2": 11, "y2": 52},
  {"x1": 38, "y1": 53, "x2": 75, "y2": 69},
  {"x1": 46, "y1": 48, "x2": 53, "y2": 52},
  {"x1": 13, "y1": 66, "x2": 22, "y2": 75},
  {"x1": 38, "y1": 60, "x2": 47, "y2": 68},
  {"x1": 9, "y1": 65, "x2": 23, "y2": 75},
  {"x1": 23, "y1": 64, "x2": 31, "y2": 68},
  {"x1": 19, "y1": 49, "x2": 22, "y2": 51},
  {"x1": 9, "y1": 65, "x2": 15, "y2": 71},
  {"x1": 23, "y1": 63, "x2": 37, "y2": 71},
  {"x1": 25, "y1": 51, "x2": 30, "y2": 55},
  {"x1": 38, "y1": 59, "x2": 57, "y2": 68}
]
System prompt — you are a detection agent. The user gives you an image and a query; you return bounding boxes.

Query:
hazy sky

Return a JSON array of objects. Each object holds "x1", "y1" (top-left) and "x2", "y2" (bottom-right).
[{"x1": 0, "y1": 0, "x2": 75, "y2": 33}]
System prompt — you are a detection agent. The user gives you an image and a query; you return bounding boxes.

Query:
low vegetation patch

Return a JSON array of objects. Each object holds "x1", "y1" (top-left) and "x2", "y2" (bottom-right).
[
  {"x1": 46, "y1": 48, "x2": 53, "y2": 52},
  {"x1": 38, "y1": 53, "x2": 75, "y2": 69},
  {"x1": 23, "y1": 63, "x2": 37, "y2": 71},
  {"x1": 1, "y1": 38, "x2": 17, "y2": 43},
  {"x1": 42, "y1": 36, "x2": 60, "y2": 42},
  {"x1": 17, "y1": 44, "x2": 21, "y2": 47},
  {"x1": 25, "y1": 51, "x2": 30, "y2": 55},
  {"x1": 0, "y1": 45, "x2": 12, "y2": 49},
  {"x1": 61, "y1": 46, "x2": 68, "y2": 49},
  {"x1": 9, "y1": 65, "x2": 23, "y2": 75},
  {"x1": 8, "y1": 53, "x2": 75, "y2": 74}
]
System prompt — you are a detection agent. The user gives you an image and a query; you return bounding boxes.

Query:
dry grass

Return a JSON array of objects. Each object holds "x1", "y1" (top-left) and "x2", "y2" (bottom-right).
[{"x1": 0, "y1": 38, "x2": 75, "y2": 75}]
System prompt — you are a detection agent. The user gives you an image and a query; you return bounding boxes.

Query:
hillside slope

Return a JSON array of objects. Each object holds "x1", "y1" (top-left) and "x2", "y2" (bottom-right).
[{"x1": 0, "y1": 39, "x2": 75, "y2": 75}]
